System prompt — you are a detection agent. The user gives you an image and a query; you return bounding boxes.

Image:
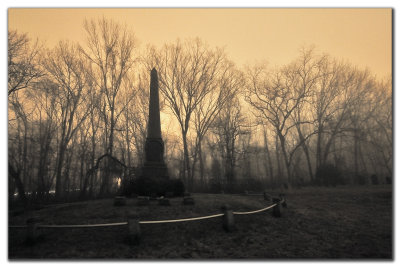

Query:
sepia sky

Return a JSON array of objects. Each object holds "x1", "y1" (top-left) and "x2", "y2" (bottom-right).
[{"x1": 8, "y1": 8, "x2": 392, "y2": 79}]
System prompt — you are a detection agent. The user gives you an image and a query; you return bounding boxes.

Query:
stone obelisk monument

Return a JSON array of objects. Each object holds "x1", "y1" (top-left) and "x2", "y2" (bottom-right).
[{"x1": 140, "y1": 68, "x2": 169, "y2": 188}]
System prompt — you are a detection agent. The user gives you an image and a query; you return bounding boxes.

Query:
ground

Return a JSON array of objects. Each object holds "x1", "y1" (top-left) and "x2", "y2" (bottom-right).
[{"x1": 8, "y1": 185, "x2": 392, "y2": 259}]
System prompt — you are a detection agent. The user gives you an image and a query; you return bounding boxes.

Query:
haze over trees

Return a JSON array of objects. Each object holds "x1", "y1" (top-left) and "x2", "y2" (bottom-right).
[{"x1": 8, "y1": 18, "x2": 392, "y2": 203}]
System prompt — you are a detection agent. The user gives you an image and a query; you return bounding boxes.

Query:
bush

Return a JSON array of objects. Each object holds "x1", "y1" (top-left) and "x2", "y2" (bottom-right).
[
  {"x1": 121, "y1": 177, "x2": 184, "y2": 197},
  {"x1": 315, "y1": 164, "x2": 344, "y2": 187},
  {"x1": 166, "y1": 179, "x2": 185, "y2": 197}
]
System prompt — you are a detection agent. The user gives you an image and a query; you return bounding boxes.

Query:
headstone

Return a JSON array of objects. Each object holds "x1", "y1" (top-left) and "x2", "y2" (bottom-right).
[
  {"x1": 184, "y1": 192, "x2": 191, "y2": 197},
  {"x1": 386, "y1": 176, "x2": 392, "y2": 185}
]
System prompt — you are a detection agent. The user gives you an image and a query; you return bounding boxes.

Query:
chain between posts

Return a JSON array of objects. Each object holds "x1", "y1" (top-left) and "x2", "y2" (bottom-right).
[
  {"x1": 9, "y1": 198, "x2": 286, "y2": 228},
  {"x1": 232, "y1": 203, "x2": 277, "y2": 215}
]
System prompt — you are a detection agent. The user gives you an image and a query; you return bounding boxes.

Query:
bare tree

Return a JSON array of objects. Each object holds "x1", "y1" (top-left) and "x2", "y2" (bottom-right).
[
  {"x1": 191, "y1": 61, "x2": 243, "y2": 187},
  {"x1": 8, "y1": 30, "x2": 44, "y2": 203},
  {"x1": 147, "y1": 38, "x2": 230, "y2": 190},
  {"x1": 287, "y1": 48, "x2": 327, "y2": 182},
  {"x1": 30, "y1": 79, "x2": 60, "y2": 196},
  {"x1": 262, "y1": 124, "x2": 274, "y2": 187},
  {"x1": 42, "y1": 41, "x2": 91, "y2": 199},
  {"x1": 80, "y1": 18, "x2": 136, "y2": 196},
  {"x1": 366, "y1": 78, "x2": 392, "y2": 177},
  {"x1": 8, "y1": 30, "x2": 43, "y2": 96},
  {"x1": 211, "y1": 97, "x2": 249, "y2": 192},
  {"x1": 245, "y1": 52, "x2": 317, "y2": 187}
]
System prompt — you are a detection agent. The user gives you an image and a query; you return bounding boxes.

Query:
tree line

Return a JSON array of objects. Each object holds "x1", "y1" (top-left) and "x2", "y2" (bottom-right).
[{"x1": 8, "y1": 18, "x2": 392, "y2": 203}]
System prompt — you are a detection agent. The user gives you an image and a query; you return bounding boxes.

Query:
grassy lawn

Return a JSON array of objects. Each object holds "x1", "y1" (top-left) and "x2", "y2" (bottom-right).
[{"x1": 8, "y1": 185, "x2": 392, "y2": 259}]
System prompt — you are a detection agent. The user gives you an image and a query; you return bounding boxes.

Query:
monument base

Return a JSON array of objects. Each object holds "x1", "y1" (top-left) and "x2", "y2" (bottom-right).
[{"x1": 141, "y1": 161, "x2": 169, "y2": 181}]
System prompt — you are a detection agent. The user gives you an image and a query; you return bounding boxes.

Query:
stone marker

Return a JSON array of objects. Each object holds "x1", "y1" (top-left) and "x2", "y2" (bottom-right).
[
  {"x1": 183, "y1": 197, "x2": 195, "y2": 205},
  {"x1": 114, "y1": 196, "x2": 126, "y2": 206},
  {"x1": 126, "y1": 212, "x2": 141, "y2": 245},
  {"x1": 183, "y1": 192, "x2": 191, "y2": 197},
  {"x1": 139, "y1": 68, "x2": 170, "y2": 195},
  {"x1": 272, "y1": 198, "x2": 281, "y2": 217},
  {"x1": 221, "y1": 205, "x2": 235, "y2": 232}
]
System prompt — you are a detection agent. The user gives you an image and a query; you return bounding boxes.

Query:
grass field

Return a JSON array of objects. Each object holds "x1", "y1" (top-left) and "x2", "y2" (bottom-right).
[{"x1": 8, "y1": 185, "x2": 392, "y2": 259}]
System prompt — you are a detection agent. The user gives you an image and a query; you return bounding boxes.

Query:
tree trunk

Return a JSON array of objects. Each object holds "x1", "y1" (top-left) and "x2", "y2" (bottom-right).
[
  {"x1": 354, "y1": 128, "x2": 359, "y2": 179},
  {"x1": 296, "y1": 127, "x2": 314, "y2": 182},
  {"x1": 263, "y1": 127, "x2": 274, "y2": 186},
  {"x1": 316, "y1": 123, "x2": 323, "y2": 171},
  {"x1": 9, "y1": 163, "x2": 28, "y2": 205},
  {"x1": 278, "y1": 132, "x2": 291, "y2": 187},
  {"x1": 55, "y1": 142, "x2": 66, "y2": 200},
  {"x1": 22, "y1": 123, "x2": 29, "y2": 193},
  {"x1": 182, "y1": 130, "x2": 191, "y2": 190},
  {"x1": 199, "y1": 141, "x2": 205, "y2": 189},
  {"x1": 275, "y1": 134, "x2": 283, "y2": 187}
]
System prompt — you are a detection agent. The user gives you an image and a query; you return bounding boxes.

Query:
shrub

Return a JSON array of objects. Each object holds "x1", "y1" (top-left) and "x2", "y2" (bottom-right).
[{"x1": 121, "y1": 177, "x2": 184, "y2": 197}]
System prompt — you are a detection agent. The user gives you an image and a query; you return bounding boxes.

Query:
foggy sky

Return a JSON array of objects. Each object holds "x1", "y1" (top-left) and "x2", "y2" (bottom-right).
[{"x1": 8, "y1": 8, "x2": 392, "y2": 79}]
